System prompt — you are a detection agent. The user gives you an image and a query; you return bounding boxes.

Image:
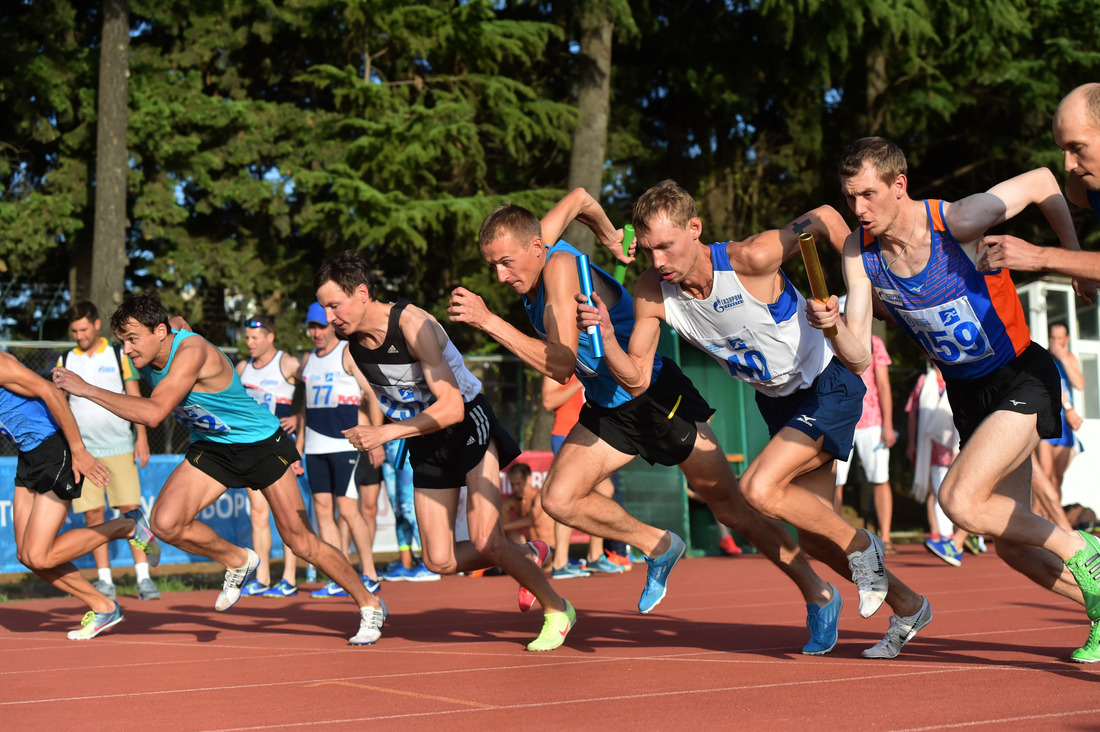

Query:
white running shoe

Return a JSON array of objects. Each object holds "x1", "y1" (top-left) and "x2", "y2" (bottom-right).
[
  {"x1": 349, "y1": 605, "x2": 385, "y2": 646},
  {"x1": 848, "y1": 529, "x2": 889, "y2": 618},
  {"x1": 862, "y1": 596, "x2": 933, "y2": 659},
  {"x1": 215, "y1": 548, "x2": 260, "y2": 612}
]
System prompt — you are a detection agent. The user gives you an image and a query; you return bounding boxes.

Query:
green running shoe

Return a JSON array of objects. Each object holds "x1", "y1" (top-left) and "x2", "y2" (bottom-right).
[
  {"x1": 1066, "y1": 531, "x2": 1100, "y2": 620},
  {"x1": 527, "y1": 599, "x2": 576, "y2": 652},
  {"x1": 1072, "y1": 621, "x2": 1100, "y2": 663}
]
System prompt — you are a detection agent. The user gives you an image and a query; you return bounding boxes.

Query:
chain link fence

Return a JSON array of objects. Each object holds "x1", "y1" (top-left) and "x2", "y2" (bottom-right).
[{"x1": 1, "y1": 341, "x2": 552, "y2": 457}]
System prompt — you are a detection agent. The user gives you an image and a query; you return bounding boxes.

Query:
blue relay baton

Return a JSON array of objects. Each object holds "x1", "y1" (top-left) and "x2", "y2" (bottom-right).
[{"x1": 576, "y1": 253, "x2": 604, "y2": 359}]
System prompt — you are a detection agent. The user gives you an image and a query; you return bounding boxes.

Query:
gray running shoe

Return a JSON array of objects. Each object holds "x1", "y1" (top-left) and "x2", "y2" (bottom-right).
[
  {"x1": 848, "y1": 529, "x2": 889, "y2": 618},
  {"x1": 91, "y1": 579, "x2": 116, "y2": 601},
  {"x1": 862, "y1": 596, "x2": 933, "y2": 659},
  {"x1": 137, "y1": 577, "x2": 161, "y2": 600}
]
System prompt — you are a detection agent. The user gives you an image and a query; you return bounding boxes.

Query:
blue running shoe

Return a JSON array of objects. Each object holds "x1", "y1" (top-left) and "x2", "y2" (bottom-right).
[
  {"x1": 311, "y1": 580, "x2": 349, "y2": 598},
  {"x1": 638, "y1": 532, "x2": 685, "y2": 614},
  {"x1": 551, "y1": 563, "x2": 591, "y2": 579},
  {"x1": 263, "y1": 579, "x2": 298, "y2": 597},
  {"x1": 381, "y1": 564, "x2": 415, "y2": 582},
  {"x1": 241, "y1": 579, "x2": 270, "y2": 596},
  {"x1": 123, "y1": 507, "x2": 160, "y2": 568},
  {"x1": 802, "y1": 584, "x2": 843, "y2": 655},
  {"x1": 67, "y1": 601, "x2": 124, "y2": 640},
  {"x1": 925, "y1": 538, "x2": 961, "y2": 567},
  {"x1": 407, "y1": 562, "x2": 441, "y2": 582},
  {"x1": 362, "y1": 575, "x2": 381, "y2": 594},
  {"x1": 587, "y1": 555, "x2": 626, "y2": 574}
]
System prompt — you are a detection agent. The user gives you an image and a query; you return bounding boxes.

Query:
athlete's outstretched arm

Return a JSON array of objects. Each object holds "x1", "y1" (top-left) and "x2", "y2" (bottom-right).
[
  {"x1": 53, "y1": 336, "x2": 204, "y2": 428},
  {"x1": 781, "y1": 205, "x2": 852, "y2": 262},
  {"x1": 344, "y1": 305, "x2": 465, "y2": 453},
  {"x1": 946, "y1": 168, "x2": 1081, "y2": 251},
  {"x1": 541, "y1": 187, "x2": 633, "y2": 265}
]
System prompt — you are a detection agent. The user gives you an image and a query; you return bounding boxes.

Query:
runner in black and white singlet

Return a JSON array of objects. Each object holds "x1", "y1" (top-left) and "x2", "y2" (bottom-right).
[
  {"x1": 578, "y1": 180, "x2": 931, "y2": 658},
  {"x1": 314, "y1": 251, "x2": 574, "y2": 653}
]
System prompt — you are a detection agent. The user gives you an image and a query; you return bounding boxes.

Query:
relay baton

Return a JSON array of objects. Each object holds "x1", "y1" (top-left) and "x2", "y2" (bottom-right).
[
  {"x1": 612, "y1": 224, "x2": 635, "y2": 283},
  {"x1": 798, "y1": 232, "x2": 838, "y2": 338},
  {"x1": 576, "y1": 253, "x2": 605, "y2": 359}
]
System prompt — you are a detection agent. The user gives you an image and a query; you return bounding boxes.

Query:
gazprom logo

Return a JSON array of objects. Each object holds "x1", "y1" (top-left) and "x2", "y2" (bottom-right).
[{"x1": 713, "y1": 294, "x2": 743, "y2": 313}]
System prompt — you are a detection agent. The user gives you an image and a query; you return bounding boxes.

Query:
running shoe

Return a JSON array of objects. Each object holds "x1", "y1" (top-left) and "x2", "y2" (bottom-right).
[
  {"x1": 362, "y1": 575, "x2": 381, "y2": 594},
  {"x1": 519, "y1": 540, "x2": 551, "y2": 612},
  {"x1": 136, "y1": 577, "x2": 161, "y2": 600},
  {"x1": 963, "y1": 534, "x2": 984, "y2": 555},
  {"x1": 526, "y1": 599, "x2": 576, "y2": 652},
  {"x1": 1072, "y1": 620, "x2": 1100, "y2": 663},
  {"x1": 215, "y1": 548, "x2": 260, "y2": 612},
  {"x1": 349, "y1": 605, "x2": 384, "y2": 646},
  {"x1": 241, "y1": 579, "x2": 270, "y2": 596},
  {"x1": 91, "y1": 579, "x2": 116, "y2": 601},
  {"x1": 586, "y1": 555, "x2": 626, "y2": 574},
  {"x1": 1066, "y1": 530, "x2": 1100, "y2": 620},
  {"x1": 67, "y1": 602, "x2": 123, "y2": 640},
  {"x1": 311, "y1": 580, "x2": 349, "y2": 598},
  {"x1": 123, "y1": 507, "x2": 160, "y2": 568},
  {"x1": 551, "y1": 563, "x2": 591, "y2": 579},
  {"x1": 718, "y1": 534, "x2": 742, "y2": 556},
  {"x1": 263, "y1": 579, "x2": 298, "y2": 597},
  {"x1": 862, "y1": 596, "x2": 933, "y2": 659},
  {"x1": 924, "y1": 537, "x2": 962, "y2": 567},
  {"x1": 407, "y1": 562, "x2": 441, "y2": 582},
  {"x1": 381, "y1": 564, "x2": 415, "y2": 581},
  {"x1": 847, "y1": 529, "x2": 889, "y2": 618},
  {"x1": 802, "y1": 584, "x2": 843, "y2": 655},
  {"x1": 606, "y1": 550, "x2": 633, "y2": 571},
  {"x1": 638, "y1": 531, "x2": 686, "y2": 614}
]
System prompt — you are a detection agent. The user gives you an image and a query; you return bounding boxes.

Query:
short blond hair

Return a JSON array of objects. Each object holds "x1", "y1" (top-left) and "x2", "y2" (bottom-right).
[
  {"x1": 632, "y1": 180, "x2": 698, "y2": 236},
  {"x1": 839, "y1": 136, "x2": 908, "y2": 185}
]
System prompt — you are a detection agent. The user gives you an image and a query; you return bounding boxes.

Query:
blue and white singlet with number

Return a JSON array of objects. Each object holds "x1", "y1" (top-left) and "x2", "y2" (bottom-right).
[
  {"x1": 347, "y1": 299, "x2": 481, "y2": 422},
  {"x1": 524, "y1": 240, "x2": 659, "y2": 409},
  {"x1": 860, "y1": 200, "x2": 1030, "y2": 380},
  {"x1": 301, "y1": 340, "x2": 361, "y2": 454},
  {"x1": 661, "y1": 242, "x2": 833, "y2": 398},
  {"x1": 142, "y1": 330, "x2": 279, "y2": 445},
  {"x1": 240, "y1": 350, "x2": 296, "y2": 422},
  {"x1": 0, "y1": 388, "x2": 58, "y2": 451}
]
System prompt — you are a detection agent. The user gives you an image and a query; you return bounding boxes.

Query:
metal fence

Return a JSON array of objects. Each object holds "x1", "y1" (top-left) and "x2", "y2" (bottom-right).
[{"x1": 1, "y1": 341, "x2": 551, "y2": 457}]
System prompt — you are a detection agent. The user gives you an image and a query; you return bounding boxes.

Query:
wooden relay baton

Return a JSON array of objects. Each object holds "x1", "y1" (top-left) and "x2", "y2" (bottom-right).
[{"x1": 798, "y1": 232, "x2": 838, "y2": 338}]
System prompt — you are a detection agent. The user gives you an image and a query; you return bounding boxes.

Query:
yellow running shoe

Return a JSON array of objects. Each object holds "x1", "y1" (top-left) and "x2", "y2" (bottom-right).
[{"x1": 526, "y1": 599, "x2": 575, "y2": 652}]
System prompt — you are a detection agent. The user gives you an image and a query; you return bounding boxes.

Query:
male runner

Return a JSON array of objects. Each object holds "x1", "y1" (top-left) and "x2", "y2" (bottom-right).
[
  {"x1": 52, "y1": 294, "x2": 385, "y2": 645},
  {"x1": 4, "y1": 350, "x2": 154, "y2": 640},
  {"x1": 815, "y1": 135, "x2": 1100, "y2": 662},
  {"x1": 314, "y1": 252, "x2": 573, "y2": 652},
  {"x1": 576, "y1": 181, "x2": 929, "y2": 657},
  {"x1": 451, "y1": 188, "x2": 852, "y2": 655},
  {"x1": 236, "y1": 313, "x2": 301, "y2": 597}
]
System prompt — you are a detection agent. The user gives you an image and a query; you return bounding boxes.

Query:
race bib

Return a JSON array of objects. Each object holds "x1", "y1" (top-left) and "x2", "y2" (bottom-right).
[
  {"x1": 897, "y1": 296, "x2": 994, "y2": 365},
  {"x1": 705, "y1": 328, "x2": 773, "y2": 384},
  {"x1": 172, "y1": 404, "x2": 230, "y2": 433}
]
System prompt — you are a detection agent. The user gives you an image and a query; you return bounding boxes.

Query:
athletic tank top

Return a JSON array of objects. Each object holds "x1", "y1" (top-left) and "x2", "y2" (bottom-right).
[
  {"x1": 1089, "y1": 189, "x2": 1100, "y2": 222},
  {"x1": 0, "y1": 388, "x2": 58, "y2": 451},
  {"x1": 347, "y1": 299, "x2": 481, "y2": 421},
  {"x1": 142, "y1": 330, "x2": 279, "y2": 444},
  {"x1": 524, "y1": 241, "x2": 659, "y2": 409},
  {"x1": 860, "y1": 199, "x2": 1030, "y2": 380},
  {"x1": 661, "y1": 242, "x2": 833, "y2": 397},
  {"x1": 301, "y1": 340, "x2": 361, "y2": 454},
  {"x1": 240, "y1": 350, "x2": 296, "y2": 421}
]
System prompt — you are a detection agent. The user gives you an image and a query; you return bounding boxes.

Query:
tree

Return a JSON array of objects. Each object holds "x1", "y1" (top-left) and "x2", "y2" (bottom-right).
[{"x1": 89, "y1": 0, "x2": 130, "y2": 322}]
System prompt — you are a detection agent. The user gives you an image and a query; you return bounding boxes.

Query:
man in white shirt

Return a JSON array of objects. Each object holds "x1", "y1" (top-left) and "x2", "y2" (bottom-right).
[{"x1": 60, "y1": 301, "x2": 158, "y2": 601}]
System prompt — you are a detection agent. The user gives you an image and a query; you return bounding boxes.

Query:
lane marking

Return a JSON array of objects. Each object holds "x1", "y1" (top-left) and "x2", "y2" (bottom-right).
[{"x1": 306, "y1": 680, "x2": 497, "y2": 709}]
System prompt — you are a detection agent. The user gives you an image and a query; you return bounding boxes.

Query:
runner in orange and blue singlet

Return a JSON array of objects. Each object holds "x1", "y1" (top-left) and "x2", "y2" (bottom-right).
[{"x1": 814, "y1": 136, "x2": 1100, "y2": 665}]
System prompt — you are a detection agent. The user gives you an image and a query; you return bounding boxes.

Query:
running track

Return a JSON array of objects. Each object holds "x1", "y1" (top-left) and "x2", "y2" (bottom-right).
[{"x1": 2, "y1": 545, "x2": 1098, "y2": 730}]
